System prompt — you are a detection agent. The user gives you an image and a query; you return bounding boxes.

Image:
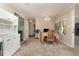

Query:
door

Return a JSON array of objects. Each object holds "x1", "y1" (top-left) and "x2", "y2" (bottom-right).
[{"x1": 29, "y1": 19, "x2": 35, "y2": 37}]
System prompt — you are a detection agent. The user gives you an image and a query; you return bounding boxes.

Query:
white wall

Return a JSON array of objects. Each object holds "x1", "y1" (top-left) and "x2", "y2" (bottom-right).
[
  {"x1": 75, "y1": 4, "x2": 79, "y2": 23},
  {"x1": 24, "y1": 19, "x2": 28, "y2": 40},
  {"x1": 55, "y1": 6, "x2": 75, "y2": 48},
  {"x1": 36, "y1": 16, "x2": 55, "y2": 32},
  {"x1": 0, "y1": 3, "x2": 29, "y2": 40},
  {"x1": 75, "y1": 18, "x2": 79, "y2": 23}
]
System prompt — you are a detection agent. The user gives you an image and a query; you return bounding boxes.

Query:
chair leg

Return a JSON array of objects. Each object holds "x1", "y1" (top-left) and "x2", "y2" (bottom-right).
[
  {"x1": 55, "y1": 39, "x2": 59, "y2": 45},
  {"x1": 41, "y1": 40, "x2": 44, "y2": 45},
  {"x1": 53, "y1": 42, "x2": 55, "y2": 46},
  {"x1": 47, "y1": 40, "x2": 49, "y2": 46}
]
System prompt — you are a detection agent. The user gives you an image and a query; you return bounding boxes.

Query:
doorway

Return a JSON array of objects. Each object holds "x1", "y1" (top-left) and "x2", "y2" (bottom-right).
[{"x1": 29, "y1": 18, "x2": 36, "y2": 37}]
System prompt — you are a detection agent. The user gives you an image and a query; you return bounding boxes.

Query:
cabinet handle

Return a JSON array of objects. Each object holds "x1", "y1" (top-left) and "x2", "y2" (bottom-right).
[{"x1": 7, "y1": 39, "x2": 10, "y2": 41}]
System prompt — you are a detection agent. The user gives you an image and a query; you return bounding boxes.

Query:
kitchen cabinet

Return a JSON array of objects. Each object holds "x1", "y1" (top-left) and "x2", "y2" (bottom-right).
[
  {"x1": 12, "y1": 35, "x2": 20, "y2": 54},
  {"x1": 0, "y1": 9, "x2": 12, "y2": 22},
  {"x1": 0, "y1": 8, "x2": 20, "y2": 56},
  {"x1": 3, "y1": 35, "x2": 20, "y2": 56},
  {"x1": 3, "y1": 37, "x2": 13, "y2": 56}
]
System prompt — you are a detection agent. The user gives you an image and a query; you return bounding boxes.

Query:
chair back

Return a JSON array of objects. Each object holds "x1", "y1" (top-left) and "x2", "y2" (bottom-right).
[{"x1": 47, "y1": 30, "x2": 55, "y2": 41}]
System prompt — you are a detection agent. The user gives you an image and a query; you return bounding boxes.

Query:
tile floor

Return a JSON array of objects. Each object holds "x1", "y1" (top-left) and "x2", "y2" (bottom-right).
[{"x1": 14, "y1": 37, "x2": 79, "y2": 56}]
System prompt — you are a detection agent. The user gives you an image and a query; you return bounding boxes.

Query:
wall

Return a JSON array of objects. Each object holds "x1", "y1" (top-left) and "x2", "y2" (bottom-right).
[
  {"x1": 55, "y1": 6, "x2": 75, "y2": 48},
  {"x1": 36, "y1": 16, "x2": 55, "y2": 32},
  {"x1": 75, "y1": 18, "x2": 79, "y2": 23},
  {"x1": 75, "y1": 4, "x2": 79, "y2": 23},
  {"x1": 0, "y1": 3, "x2": 29, "y2": 40}
]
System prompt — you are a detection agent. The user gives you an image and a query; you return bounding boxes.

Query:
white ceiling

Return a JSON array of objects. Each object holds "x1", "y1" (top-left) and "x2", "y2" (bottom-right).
[{"x1": 11, "y1": 3, "x2": 73, "y2": 18}]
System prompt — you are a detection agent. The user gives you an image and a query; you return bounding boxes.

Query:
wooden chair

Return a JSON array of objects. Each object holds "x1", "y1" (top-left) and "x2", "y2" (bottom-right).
[
  {"x1": 47, "y1": 30, "x2": 59, "y2": 45},
  {"x1": 41, "y1": 32, "x2": 48, "y2": 44},
  {"x1": 47, "y1": 30, "x2": 55, "y2": 44},
  {"x1": 41, "y1": 29, "x2": 59, "y2": 45}
]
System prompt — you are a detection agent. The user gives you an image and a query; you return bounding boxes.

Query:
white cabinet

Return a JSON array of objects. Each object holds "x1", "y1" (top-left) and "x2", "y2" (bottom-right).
[
  {"x1": 3, "y1": 35, "x2": 20, "y2": 56},
  {"x1": 0, "y1": 8, "x2": 18, "y2": 25},
  {"x1": 3, "y1": 37, "x2": 13, "y2": 56},
  {"x1": 0, "y1": 8, "x2": 13, "y2": 22},
  {"x1": 12, "y1": 16, "x2": 18, "y2": 26},
  {"x1": 12, "y1": 35, "x2": 20, "y2": 54},
  {"x1": 0, "y1": 8, "x2": 20, "y2": 56}
]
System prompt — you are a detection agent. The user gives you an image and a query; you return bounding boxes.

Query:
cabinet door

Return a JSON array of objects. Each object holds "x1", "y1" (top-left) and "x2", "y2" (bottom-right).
[
  {"x1": 11, "y1": 16, "x2": 18, "y2": 26},
  {"x1": 3, "y1": 38, "x2": 13, "y2": 56},
  {"x1": 3, "y1": 35, "x2": 20, "y2": 56},
  {"x1": 16, "y1": 36, "x2": 20, "y2": 50},
  {"x1": 12, "y1": 36, "x2": 20, "y2": 52},
  {"x1": 0, "y1": 8, "x2": 12, "y2": 22}
]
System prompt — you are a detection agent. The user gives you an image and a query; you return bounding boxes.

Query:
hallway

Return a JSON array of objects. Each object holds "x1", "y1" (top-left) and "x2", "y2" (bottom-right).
[{"x1": 14, "y1": 38, "x2": 74, "y2": 56}]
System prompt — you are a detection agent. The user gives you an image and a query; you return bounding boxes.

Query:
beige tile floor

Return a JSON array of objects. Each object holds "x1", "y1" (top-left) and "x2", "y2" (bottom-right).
[{"x1": 14, "y1": 37, "x2": 79, "y2": 56}]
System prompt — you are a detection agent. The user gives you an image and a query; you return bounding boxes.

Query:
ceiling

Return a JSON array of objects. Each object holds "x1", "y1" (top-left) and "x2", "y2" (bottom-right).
[{"x1": 11, "y1": 3, "x2": 73, "y2": 19}]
